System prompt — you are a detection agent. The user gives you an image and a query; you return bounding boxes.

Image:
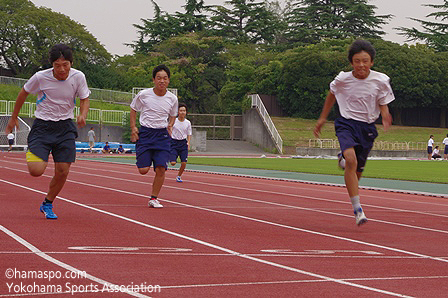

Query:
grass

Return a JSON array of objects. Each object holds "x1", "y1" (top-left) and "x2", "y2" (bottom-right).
[
  {"x1": 92, "y1": 155, "x2": 448, "y2": 184},
  {"x1": 272, "y1": 117, "x2": 448, "y2": 147},
  {"x1": 186, "y1": 157, "x2": 448, "y2": 184}
]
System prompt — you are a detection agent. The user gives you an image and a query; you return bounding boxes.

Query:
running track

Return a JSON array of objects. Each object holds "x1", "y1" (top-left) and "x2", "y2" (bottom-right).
[{"x1": 1, "y1": 152, "x2": 447, "y2": 297}]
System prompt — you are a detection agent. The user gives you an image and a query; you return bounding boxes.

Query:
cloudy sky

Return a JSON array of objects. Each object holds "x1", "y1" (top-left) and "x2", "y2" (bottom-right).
[{"x1": 31, "y1": 0, "x2": 446, "y2": 56}]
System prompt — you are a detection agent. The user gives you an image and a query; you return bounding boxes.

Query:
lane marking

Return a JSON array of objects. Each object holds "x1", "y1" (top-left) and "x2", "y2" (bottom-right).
[
  {"x1": 0, "y1": 225, "x2": 148, "y2": 298},
  {"x1": 1, "y1": 251, "x2": 447, "y2": 259},
  {"x1": 62, "y1": 168, "x2": 448, "y2": 234},
  {"x1": 160, "y1": 275, "x2": 448, "y2": 290},
  {"x1": 68, "y1": 246, "x2": 192, "y2": 252},
  {"x1": 2, "y1": 169, "x2": 448, "y2": 260},
  {"x1": 260, "y1": 249, "x2": 383, "y2": 255},
  {"x1": 0, "y1": 179, "x2": 412, "y2": 297}
]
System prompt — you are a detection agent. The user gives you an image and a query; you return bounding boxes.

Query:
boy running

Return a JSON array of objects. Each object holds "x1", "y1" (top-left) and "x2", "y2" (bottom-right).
[
  {"x1": 5, "y1": 44, "x2": 90, "y2": 219},
  {"x1": 314, "y1": 39, "x2": 394, "y2": 226},
  {"x1": 130, "y1": 65, "x2": 178, "y2": 208},
  {"x1": 169, "y1": 103, "x2": 192, "y2": 182}
]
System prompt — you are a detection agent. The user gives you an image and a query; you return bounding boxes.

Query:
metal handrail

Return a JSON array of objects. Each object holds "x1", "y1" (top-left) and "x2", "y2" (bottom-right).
[{"x1": 248, "y1": 94, "x2": 283, "y2": 153}]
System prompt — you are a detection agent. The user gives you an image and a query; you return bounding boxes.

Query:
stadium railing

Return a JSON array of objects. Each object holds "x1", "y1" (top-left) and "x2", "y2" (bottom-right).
[
  {"x1": 309, "y1": 139, "x2": 434, "y2": 151},
  {"x1": 249, "y1": 94, "x2": 283, "y2": 154}
]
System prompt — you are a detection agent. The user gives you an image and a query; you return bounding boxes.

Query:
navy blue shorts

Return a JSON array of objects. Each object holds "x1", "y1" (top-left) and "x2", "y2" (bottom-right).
[
  {"x1": 136, "y1": 126, "x2": 171, "y2": 170},
  {"x1": 445, "y1": 146, "x2": 448, "y2": 155},
  {"x1": 8, "y1": 139, "x2": 14, "y2": 145},
  {"x1": 427, "y1": 146, "x2": 433, "y2": 154},
  {"x1": 334, "y1": 117, "x2": 378, "y2": 172},
  {"x1": 170, "y1": 139, "x2": 188, "y2": 163},
  {"x1": 27, "y1": 118, "x2": 77, "y2": 162}
]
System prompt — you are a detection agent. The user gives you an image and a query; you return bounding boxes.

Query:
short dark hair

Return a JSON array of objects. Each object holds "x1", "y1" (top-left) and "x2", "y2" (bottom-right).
[
  {"x1": 49, "y1": 44, "x2": 73, "y2": 64},
  {"x1": 348, "y1": 39, "x2": 376, "y2": 63},
  {"x1": 430, "y1": 135, "x2": 434, "y2": 138},
  {"x1": 152, "y1": 64, "x2": 170, "y2": 79},
  {"x1": 178, "y1": 102, "x2": 187, "y2": 112}
]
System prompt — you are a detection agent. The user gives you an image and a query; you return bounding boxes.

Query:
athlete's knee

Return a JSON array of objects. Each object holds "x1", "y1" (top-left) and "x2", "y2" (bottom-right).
[
  {"x1": 28, "y1": 168, "x2": 45, "y2": 177},
  {"x1": 170, "y1": 161, "x2": 176, "y2": 166},
  {"x1": 138, "y1": 167, "x2": 150, "y2": 175}
]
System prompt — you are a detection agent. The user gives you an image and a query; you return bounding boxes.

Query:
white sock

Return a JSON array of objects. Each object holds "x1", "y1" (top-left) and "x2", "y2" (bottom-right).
[{"x1": 350, "y1": 196, "x2": 361, "y2": 211}]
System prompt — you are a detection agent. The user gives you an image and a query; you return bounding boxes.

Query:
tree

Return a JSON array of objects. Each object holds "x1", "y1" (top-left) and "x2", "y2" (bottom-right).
[
  {"x1": 207, "y1": 0, "x2": 282, "y2": 45},
  {"x1": 285, "y1": 0, "x2": 392, "y2": 45},
  {"x1": 130, "y1": 0, "x2": 209, "y2": 53},
  {"x1": 397, "y1": 1, "x2": 448, "y2": 52},
  {"x1": 0, "y1": 0, "x2": 111, "y2": 76},
  {"x1": 155, "y1": 33, "x2": 228, "y2": 113}
]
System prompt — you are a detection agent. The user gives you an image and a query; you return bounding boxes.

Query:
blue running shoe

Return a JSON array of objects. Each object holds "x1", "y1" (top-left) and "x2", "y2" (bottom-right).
[
  {"x1": 40, "y1": 203, "x2": 58, "y2": 219},
  {"x1": 176, "y1": 176, "x2": 183, "y2": 183}
]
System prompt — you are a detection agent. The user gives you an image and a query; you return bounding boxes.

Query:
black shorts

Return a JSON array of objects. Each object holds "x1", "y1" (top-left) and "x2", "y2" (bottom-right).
[
  {"x1": 27, "y1": 118, "x2": 78, "y2": 162},
  {"x1": 334, "y1": 117, "x2": 378, "y2": 172},
  {"x1": 8, "y1": 139, "x2": 14, "y2": 145},
  {"x1": 170, "y1": 139, "x2": 188, "y2": 163}
]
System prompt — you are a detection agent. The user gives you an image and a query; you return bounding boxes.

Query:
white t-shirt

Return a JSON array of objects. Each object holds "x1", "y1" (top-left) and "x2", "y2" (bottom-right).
[
  {"x1": 428, "y1": 138, "x2": 434, "y2": 147},
  {"x1": 88, "y1": 130, "x2": 95, "y2": 142},
  {"x1": 330, "y1": 70, "x2": 395, "y2": 123},
  {"x1": 443, "y1": 137, "x2": 448, "y2": 146},
  {"x1": 433, "y1": 148, "x2": 440, "y2": 156},
  {"x1": 24, "y1": 68, "x2": 90, "y2": 121},
  {"x1": 7, "y1": 133, "x2": 14, "y2": 140},
  {"x1": 171, "y1": 118, "x2": 192, "y2": 140},
  {"x1": 130, "y1": 88, "x2": 178, "y2": 129}
]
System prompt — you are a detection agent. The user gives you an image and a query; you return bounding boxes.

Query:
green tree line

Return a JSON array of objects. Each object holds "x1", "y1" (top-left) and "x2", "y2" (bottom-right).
[{"x1": 1, "y1": 0, "x2": 448, "y2": 121}]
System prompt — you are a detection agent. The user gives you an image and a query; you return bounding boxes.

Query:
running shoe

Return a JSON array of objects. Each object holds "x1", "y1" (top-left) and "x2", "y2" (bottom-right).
[
  {"x1": 176, "y1": 176, "x2": 183, "y2": 183},
  {"x1": 354, "y1": 208, "x2": 367, "y2": 226},
  {"x1": 148, "y1": 199, "x2": 163, "y2": 208},
  {"x1": 40, "y1": 203, "x2": 58, "y2": 219},
  {"x1": 337, "y1": 152, "x2": 346, "y2": 170}
]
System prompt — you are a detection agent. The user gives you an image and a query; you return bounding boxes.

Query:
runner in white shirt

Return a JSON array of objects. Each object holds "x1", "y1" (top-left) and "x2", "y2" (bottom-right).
[
  {"x1": 169, "y1": 103, "x2": 192, "y2": 182},
  {"x1": 427, "y1": 135, "x2": 434, "y2": 160},
  {"x1": 314, "y1": 39, "x2": 394, "y2": 226},
  {"x1": 442, "y1": 134, "x2": 448, "y2": 160},
  {"x1": 5, "y1": 44, "x2": 90, "y2": 220},
  {"x1": 7, "y1": 132, "x2": 14, "y2": 151},
  {"x1": 130, "y1": 64, "x2": 178, "y2": 208}
]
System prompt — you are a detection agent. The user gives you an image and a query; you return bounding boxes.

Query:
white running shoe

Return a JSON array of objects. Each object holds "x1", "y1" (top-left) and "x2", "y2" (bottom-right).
[
  {"x1": 176, "y1": 176, "x2": 183, "y2": 183},
  {"x1": 337, "y1": 152, "x2": 346, "y2": 170},
  {"x1": 148, "y1": 199, "x2": 163, "y2": 208},
  {"x1": 354, "y1": 208, "x2": 368, "y2": 226}
]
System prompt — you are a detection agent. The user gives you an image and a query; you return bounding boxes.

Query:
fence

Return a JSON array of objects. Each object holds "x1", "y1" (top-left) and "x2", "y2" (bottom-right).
[
  {"x1": 0, "y1": 100, "x2": 241, "y2": 139},
  {"x1": 249, "y1": 94, "x2": 283, "y2": 153},
  {"x1": 0, "y1": 100, "x2": 130, "y2": 125},
  {"x1": 188, "y1": 114, "x2": 242, "y2": 140},
  {"x1": 1, "y1": 76, "x2": 178, "y2": 105},
  {"x1": 308, "y1": 139, "x2": 434, "y2": 151}
]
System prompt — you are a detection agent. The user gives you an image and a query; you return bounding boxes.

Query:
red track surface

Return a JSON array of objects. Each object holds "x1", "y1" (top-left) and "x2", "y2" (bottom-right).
[{"x1": 1, "y1": 152, "x2": 448, "y2": 297}]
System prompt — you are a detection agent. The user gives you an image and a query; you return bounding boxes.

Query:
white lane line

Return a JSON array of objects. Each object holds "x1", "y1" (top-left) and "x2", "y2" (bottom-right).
[
  {"x1": 60, "y1": 168, "x2": 448, "y2": 234},
  {"x1": 0, "y1": 225, "x2": 148, "y2": 298},
  {"x1": 2, "y1": 165, "x2": 448, "y2": 247},
  {"x1": 75, "y1": 158, "x2": 446, "y2": 199},
  {"x1": 2, "y1": 167, "x2": 448, "y2": 257},
  {"x1": 0, "y1": 179, "x2": 412, "y2": 298},
  {"x1": 160, "y1": 275, "x2": 448, "y2": 290},
  {"x1": 69, "y1": 162, "x2": 448, "y2": 218},
  {"x1": 1, "y1": 251, "x2": 447, "y2": 259}
]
